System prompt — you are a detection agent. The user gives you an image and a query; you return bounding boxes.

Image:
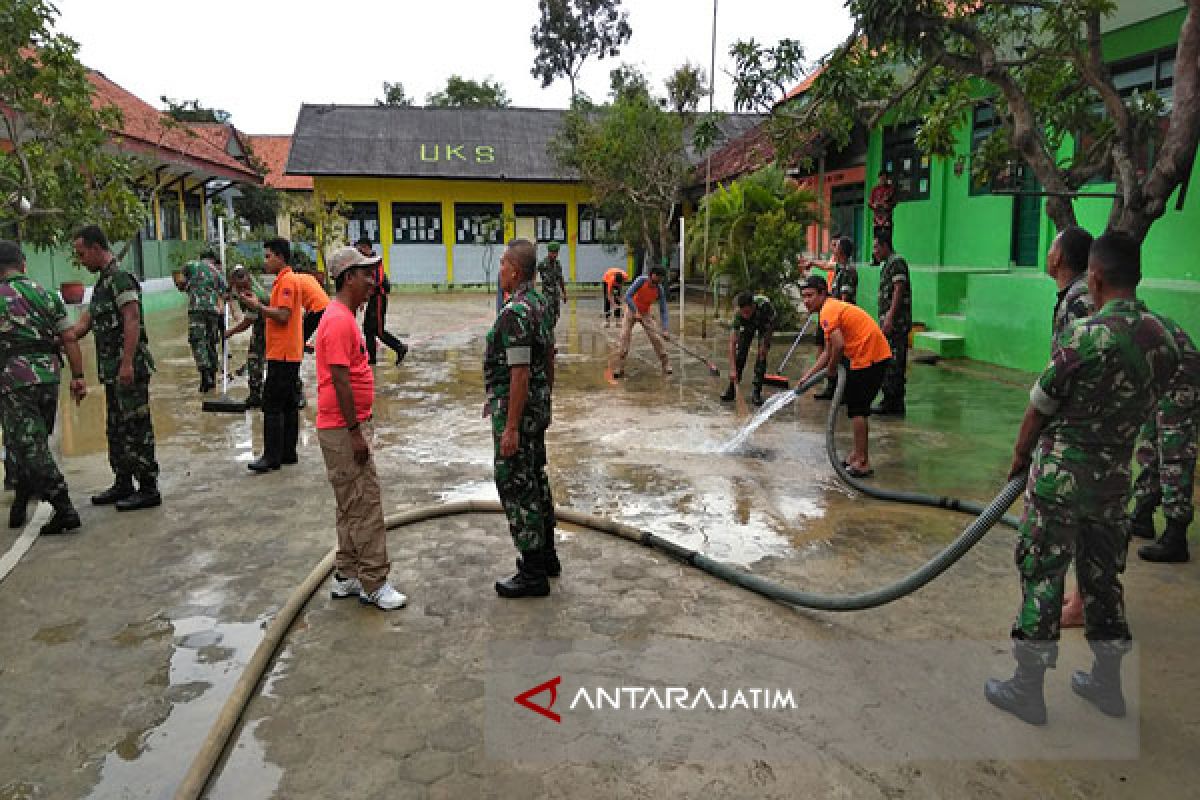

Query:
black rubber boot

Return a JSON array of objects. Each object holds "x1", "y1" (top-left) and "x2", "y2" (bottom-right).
[
  {"x1": 496, "y1": 548, "x2": 550, "y2": 598},
  {"x1": 751, "y1": 388, "x2": 765, "y2": 406},
  {"x1": 91, "y1": 476, "x2": 135, "y2": 505},
  {"x1": 280, "y1": 411, "x2": 299, "y2": 465},
  {"x1": 245, "y1": 392, "x2": 263, "y2": 409},
  {"x1": 720, "y1": 383, "x2": 736, "y2": 402},
  {"x1": 1138, "y1": 517, "x2": 1190, "y2": 563},
  {"x1": 248, "y1": 413, "x2": 282, "y2": 472},
  {"x1": 984, "y1": 643, "x2": 1049, "y2": 725},
  {"x1": 8, "y1": 486, "x2": 31, "y2": 529},
  {"x1": 116, "y1": 479, "x2": 162, "y2": 512},
  {"x1": 1071, "y1": 646, "x2": 1127, "y2": 717},
  {"x1": 1128, "y1": 502, "x2": 1157, "y2": 540},
  {"x1": 40, "y1": 491, "x2": 81, "y2": 535},
  {"x1": 519, "y1": 524, "x2": 562, "y2": 578}
]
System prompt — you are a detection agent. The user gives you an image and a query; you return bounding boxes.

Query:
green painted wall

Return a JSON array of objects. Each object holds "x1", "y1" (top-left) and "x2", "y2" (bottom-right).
[
  {"x1": 20, "y1": 238, "x2": 205, "y2": 291},
  {"x1": 853, "y1": 7, "x2": 1198, "y2": 373}
]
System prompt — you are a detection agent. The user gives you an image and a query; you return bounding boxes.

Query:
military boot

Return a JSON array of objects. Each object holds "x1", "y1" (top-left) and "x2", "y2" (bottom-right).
[
  {"x1": 518, "y1": 530, "x2": 562, "y2": 578},
  {"x1": 751, "y1": 387, "x2": 765, "y2": 406},
  {"x1": 1071, "y1": 646, "x2": 1127, "y2": 717},
  {"x1": 984, "y1": 643, "x2": 1049, "y2": 725},
  {"x1": 91, "y1": 476, "x2": 134, "y2": 505},
  {"x1": 198, "y1": 370, "x2": 214, "y2": 393},
  {"x1": 8, "y1": 486, "x2": 31, "y2": 529},
  {"x1": 40, "y1": 491, "x2": 81, "y2": 535},
  {"x1": 116, "y1": 479, "x2": 162, "y2": 512},
  {"x1": 496, "y1": 548, "x2": 550, "y2": 598},
  {"x1": 1128, "y1": 502, "x2": 1157, "y2": 540},
  {"x1": 248, "y1": 413, "x2": 282, "y2": 472},
  {"x1": 245, "y1": 391, "x2": 262, "y2": 409},
  {"x1": 720, "y1": 383, "x2": 737, "y2": 403},
  {"x1": 1138, "y1": 517, "x2": 1190, "y2": 563}
]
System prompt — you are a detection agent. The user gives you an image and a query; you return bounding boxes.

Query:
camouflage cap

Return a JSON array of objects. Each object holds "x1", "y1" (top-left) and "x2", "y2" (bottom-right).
[{"x1": 546, "y1": 242, "x2": 561, "y2": 252}]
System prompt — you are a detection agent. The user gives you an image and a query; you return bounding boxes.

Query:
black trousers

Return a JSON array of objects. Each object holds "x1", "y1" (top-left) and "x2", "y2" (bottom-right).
[
  {"x1": 733, "y1": 329, "x2": 770, "y2": 391},
  {"x1": 264, "y1": 360, "x2": 300, "y2": 460},
  {"x1": 603, "y1": 289, "x2": 624, "y2": 319},
  {"x1": 363, "y1": 294, "x2": 406, "y2": 362}
]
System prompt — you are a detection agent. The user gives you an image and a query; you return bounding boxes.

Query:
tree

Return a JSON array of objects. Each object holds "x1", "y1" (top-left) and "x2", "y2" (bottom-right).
[
  {"x1": 665, "y1": 62, "x2": 708, "y2": 117},
  {"x1": 550, "y1": 78, "x2": 688, "y2": 267},
  {"x1": 232, "y1": 184, "x2": 282, "y2": 231},
  {"x1": 375, "y1": 81, "x2": 413, "y2": 107},
  {"x1": 426, "y1": 76, "x2": 511, "y2": 108},
  {"x1": 160, "y1": 96, "x2": 232, "y2": 124},
  {"x1": 733, "y1": 2, "x2": 1200, "y2": 242},
  {"x1": 531, "y1": 0, "x2": 633, "y2": 101},
  {"x1": 685, "y1": 165, "x2": 817, "y2": 327},
  {"x1": 1, "y1": 0, "x2": 145, "y2": 247},
  {"x1": 286, "y1": 190, "x2": 349, "y2": 280}
]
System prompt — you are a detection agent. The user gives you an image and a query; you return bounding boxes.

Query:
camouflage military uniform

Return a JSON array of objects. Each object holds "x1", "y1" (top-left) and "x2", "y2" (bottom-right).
[
  {"x1": 484, "y1": 283, "x2": 554, "y2": 554},
  {"x1": 831, "y1": 264, "x2": 858, "y2": 305},
  {"x1": 536, "y1": 256, "x2": 565, "y2": 329},
  {"x1": 182, "y1": 259, "x2": 226, "y2": 377},
  {"x1": 1051, "y1": 272, "x2": 1093, "y2": 340},
  {"x1": 0, "y1": 273, "x2": 73, "y2": 501},
  {"x1": 90, "y1": 260, "x2": 158, "y2": 486},
  {"x1": 1014, "y1": 299, "x2": 1179, "y2": 663},
  {"x1": 1132, "y1": 317, "x2": 1199, "y2": 526},
  {"x1": 730, "y1": 295, "x2": 776, "y2": 392},
  {"x1": 877, "y1": 253, "x2": 911, "y2": 410},
  {"x1": 232, "y1": 275, "x2": 269, "y2": 402}
]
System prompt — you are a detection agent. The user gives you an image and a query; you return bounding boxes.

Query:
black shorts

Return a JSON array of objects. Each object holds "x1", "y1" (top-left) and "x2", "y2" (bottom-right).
[{"x1": 843, "y1": 359, "x2": 889, "y2": 418}]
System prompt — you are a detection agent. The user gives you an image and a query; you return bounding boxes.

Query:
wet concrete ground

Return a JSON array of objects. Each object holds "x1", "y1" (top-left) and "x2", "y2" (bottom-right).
[{"x1": 0, "y1": 292, "x2": 1197, "y2": 799}]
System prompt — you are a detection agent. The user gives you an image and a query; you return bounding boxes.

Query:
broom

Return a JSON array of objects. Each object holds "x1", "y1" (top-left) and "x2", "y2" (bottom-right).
[
  {"x1": 762, "y1": 314, "x2": 816, "y2": 389},
  {"x1": 202, "y1": 305, "x2": 247, "y2": 413}
]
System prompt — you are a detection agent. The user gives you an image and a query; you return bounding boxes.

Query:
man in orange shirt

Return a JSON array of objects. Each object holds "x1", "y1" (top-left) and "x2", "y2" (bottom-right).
[
  {"x1": 238, "y1": 238, "x2": 308, "y2": 472},
  {"x1": 601, "y1": 267, "x2": 627, "y2": 327},
  {"x1": 796, "y1": 275, "x2": 892, "y2": 477}
]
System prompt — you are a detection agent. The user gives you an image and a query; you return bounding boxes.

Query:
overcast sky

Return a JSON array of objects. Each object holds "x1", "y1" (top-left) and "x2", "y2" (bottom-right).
[{"x1": 52, "y1": 0, "x2": 853, "y2": 134}]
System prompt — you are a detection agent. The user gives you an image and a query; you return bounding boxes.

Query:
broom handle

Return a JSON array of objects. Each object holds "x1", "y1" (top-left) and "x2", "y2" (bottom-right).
[
  {"x1": 777, "y1": 314, "x2": 815, "y2": 372},
  {"x1": 221, "y1": 303, "x2": 229, "y2": 394}
]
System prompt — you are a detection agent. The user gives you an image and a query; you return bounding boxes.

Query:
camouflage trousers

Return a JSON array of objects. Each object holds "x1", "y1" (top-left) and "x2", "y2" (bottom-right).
[
  {"x1": 188, "y1": 311, "x2": 221, "y2": 374},
  {"x1": 734, "y1": 330, "x2": 769, "y2": 391},
  {"x1": 492, "y1": 413, "x2": 554, "y2": 554},
  {"x1": 0, "y1": 384, "x2": 67, "y2": 499},
  {"x1": 246, "y1": 322, "x2": 266, "y2": 401},
  {"x1": 104, "y1": 381, "x2": 159, "y2": 484},
  {"x1": 1012, "y1": 493, "x2": 1132, "y2": 666},
  {"x1": 1132, "y1": 398, "x2": 1198, "y2": 523},
  {"x1": 878, "y1": 328, "x2": 908, "y2": 409}
]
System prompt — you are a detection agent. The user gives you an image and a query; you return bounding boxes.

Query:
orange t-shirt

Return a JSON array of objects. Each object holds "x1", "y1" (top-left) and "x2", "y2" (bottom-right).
[
  {"x1": 295, "y1": 271, "x2": 330, "y2": 313},
  {"x1": 265, "y1": 267, "x2": 305, "y2": 362},
  {"x1": 819, "y1": 298, "x2": 891, "y2": 369},
  {"x1": 603, "y1": 268, "x2": 627, "y2": 292}
]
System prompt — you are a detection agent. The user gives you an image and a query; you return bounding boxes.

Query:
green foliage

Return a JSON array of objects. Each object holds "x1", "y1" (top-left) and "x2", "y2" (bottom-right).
[
  {"x1": 530, "y1": 0, "x2": 633, "y2": 99},
  {"x1": 1, "y1": 0, "x2": 145, "y2": 247},
  {"x1": 664, "y1": 62, "x2": 708, "y2": 116},
  {"x1": 550, "y1": 80, "x2": 687, "y2": 264},
  {"x1": 426, "y1": 76, "x2": 510, "y2": 108},
  {"x1": 160, "y1": 96, "x2": 231, "y2": 123},
  {"x1": 232, "y1": 184, "x2": 282, "y2": 231},
  {"x1": 687, "y1": 165, "x2": 816, "y2": 327},
  {"x1": 608, "y1": 63, "x2": 651, "y2": 102},
  {"x1": 286, "y1": 190, "x2": 349, "y2": 269},
  {"x1": 375, "y1": 81, "x2": 413, "y2": 107}
]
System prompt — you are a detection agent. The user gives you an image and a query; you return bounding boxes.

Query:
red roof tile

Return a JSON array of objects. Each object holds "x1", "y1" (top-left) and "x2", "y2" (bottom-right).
[
  {"x1": 693, "y1": 123, "x2": 777, "y2": 186},
  {"x1": 783, "y1": 66, "x2": 824, "y2": 102},
  {"x1": 87, "y1": 71, "x2": 260, "y2": 182},
  {"x1": 246, "y1": 135, "x2": 312, "y2": 191}
]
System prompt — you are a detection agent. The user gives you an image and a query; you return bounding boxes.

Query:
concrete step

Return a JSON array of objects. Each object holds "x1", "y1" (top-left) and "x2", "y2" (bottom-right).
[
  {"x1": 913, "y1": 330, "x2": 966, "y2": 359},
  {"x1": 935, "y1": 313, "x2": 968, "y2": 336}
]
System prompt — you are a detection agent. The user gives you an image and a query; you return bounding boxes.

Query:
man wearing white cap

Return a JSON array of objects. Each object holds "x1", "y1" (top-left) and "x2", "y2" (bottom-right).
[{"x1": 314, "y1": 246, "x2": 407, "y2": 611}]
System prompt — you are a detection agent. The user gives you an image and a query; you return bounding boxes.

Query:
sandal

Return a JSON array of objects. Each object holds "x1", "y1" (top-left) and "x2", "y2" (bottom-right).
[{"x1": 845, "y1": 465, "x2": 875, "y2": 478}]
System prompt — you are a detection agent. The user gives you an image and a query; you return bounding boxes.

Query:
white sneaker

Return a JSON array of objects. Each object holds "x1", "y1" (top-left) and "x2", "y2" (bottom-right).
[
  {"x1": 360, "y1": 582, "x2": 407, "y2": 610},
  {"x1": 331, "y1": 573, "x2": 362, "y2": 598}
]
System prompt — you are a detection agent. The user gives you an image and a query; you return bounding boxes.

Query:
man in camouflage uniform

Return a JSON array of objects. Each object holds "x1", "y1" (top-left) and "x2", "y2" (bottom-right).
[
  {"x1": 871, "y1": 231, "x2": 910, "y2": 416},
  {"x1": 720, "y1": 291, "x2": 776, "y2": 407},
  {"x1": 1044, "y1": 225, "x2": 1096, "y2": 628},
  {"x1": 224, "y1": 266, "x2": 268, "y2": 407},
  {"x1": 986, "y1": 231, "x2": 1180, "y2": 726},
  {"x1": 66, "y1": 226, "x2": 161, "y2": 512},
  {"x1": 0, "y1": 241, "x2": 88, "y2": 534},
  {"x1": 176, "y1": 251, "x2": 226, "y2": 392},
  {"x1": 486, "y1": 238, "x2": 557, "y2": 598},
  {"x1": 536, "y1": 241, "x2": 567, "y2": 330},
  {"x1": 1131, "y1": 316, "x2": 1198, "y2": 564}
]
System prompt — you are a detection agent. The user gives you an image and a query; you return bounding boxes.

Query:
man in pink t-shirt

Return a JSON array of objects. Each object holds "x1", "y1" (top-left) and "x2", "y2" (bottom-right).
[{"x1": 314, "y1": 246, "x2": 407, "y2": 611}]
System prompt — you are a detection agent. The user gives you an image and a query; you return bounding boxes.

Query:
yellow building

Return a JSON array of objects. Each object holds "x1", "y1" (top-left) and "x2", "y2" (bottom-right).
[{"x1": 286, "y1": 105, "x2": 627, "y2": 284}]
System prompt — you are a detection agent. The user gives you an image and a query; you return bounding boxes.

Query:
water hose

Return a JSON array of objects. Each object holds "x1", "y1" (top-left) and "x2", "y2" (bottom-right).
[{"x1": 174, "y1": 371, "x2": 1027, "y2": 798}]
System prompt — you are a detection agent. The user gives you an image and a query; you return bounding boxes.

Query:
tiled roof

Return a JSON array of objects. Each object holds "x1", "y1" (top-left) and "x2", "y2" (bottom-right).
[
  {"x1": 246, "y1": 135, "x2": 312, "y2": 191},
  {"x1": 87, "y1": 71, "x2": 260, "y2": 182},
  {"x1": 783, "y1": 67, "x2": 824, "y2": 102},
  {"x1": 690, "y1": 122, "x2": 776, "y2": 187}
]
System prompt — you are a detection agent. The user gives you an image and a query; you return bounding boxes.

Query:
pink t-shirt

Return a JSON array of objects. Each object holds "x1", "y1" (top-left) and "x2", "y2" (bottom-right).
[{"x1": 315, "y1": 299, "x2": 374, "y2": 430}]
